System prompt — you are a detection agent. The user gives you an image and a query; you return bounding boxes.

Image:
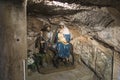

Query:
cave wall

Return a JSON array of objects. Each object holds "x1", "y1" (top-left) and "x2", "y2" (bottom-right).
[
  {"x1": 27, "y1": 16, "x2": 113, "y2": 80},
  {"x1": 27, "y1": 1, "x2": 120, "y2": 79}
]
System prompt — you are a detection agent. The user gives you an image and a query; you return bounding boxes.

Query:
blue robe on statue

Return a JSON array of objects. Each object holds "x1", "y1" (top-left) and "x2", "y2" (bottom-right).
[{"x1": 56, "y1": 42, "x2": 70, "y2": 58}]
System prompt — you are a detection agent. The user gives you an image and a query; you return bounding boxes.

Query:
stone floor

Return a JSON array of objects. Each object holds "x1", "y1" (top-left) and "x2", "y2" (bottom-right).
[{"x1": 27, "y1": 63, "x2": 98, "y2": 80}]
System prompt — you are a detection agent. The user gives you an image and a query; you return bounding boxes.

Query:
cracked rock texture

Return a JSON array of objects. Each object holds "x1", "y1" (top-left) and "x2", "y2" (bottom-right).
[{"x1": 27, "y1": 0, "x2": 120, "y2": 80}]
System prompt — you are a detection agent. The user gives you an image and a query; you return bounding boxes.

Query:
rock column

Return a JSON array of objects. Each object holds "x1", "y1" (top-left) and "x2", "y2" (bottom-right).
[{"x1": 0, "y1": 0, "x2": 27, "y2": 80}]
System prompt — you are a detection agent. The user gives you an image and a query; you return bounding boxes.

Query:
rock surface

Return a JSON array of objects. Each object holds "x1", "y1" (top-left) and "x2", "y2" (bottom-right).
[
  {"x1": 28, "y1": 64, "x2": 98, "y2": 80},
  {"x1": 27, "y1": 0, "x2": 120, "y2": 80}
]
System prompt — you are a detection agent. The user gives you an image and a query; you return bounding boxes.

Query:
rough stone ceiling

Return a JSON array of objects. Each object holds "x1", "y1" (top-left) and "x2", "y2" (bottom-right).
[
  {"x1": 27, "y1": 0, "x2": 120, "y2": 16},
  {"x1": 27, "y1": 0, "x2": 114, "y2": 27},
  {"x1": 27, "y1": 0, "x2": 90, "y2": 16},
  {"x1": 54, "y1": 0, "x2": 120, "y2": 6}
]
